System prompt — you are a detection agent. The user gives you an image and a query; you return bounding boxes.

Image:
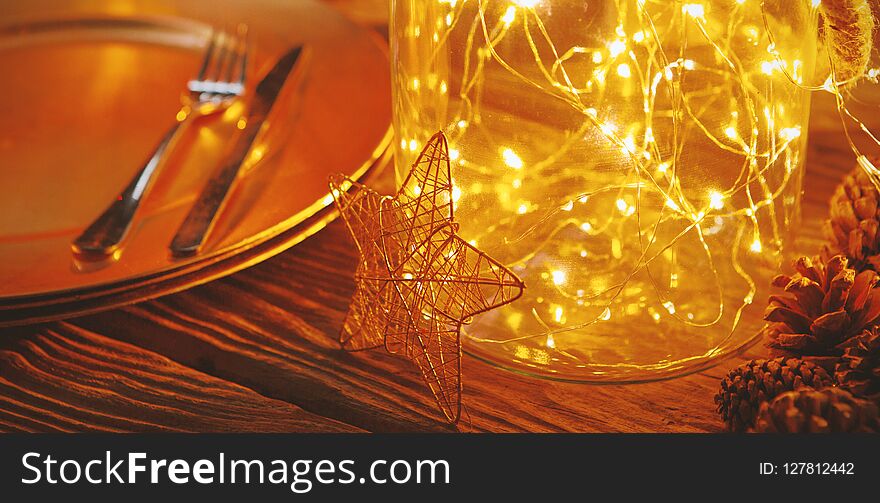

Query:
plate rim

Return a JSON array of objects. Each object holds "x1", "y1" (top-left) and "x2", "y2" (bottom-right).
[
  {"x1": 0, "y1": 147, "x2": 392, "y2": 327},
  {"x1": 0, "y1": 9, "x2": 392, "y2": 311}
]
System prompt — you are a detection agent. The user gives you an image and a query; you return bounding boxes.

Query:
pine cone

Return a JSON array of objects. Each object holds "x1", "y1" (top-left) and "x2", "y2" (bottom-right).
[
  {"x1": 835, "y1": 326, "x2": 880, "y2": 403},
  {"x1": 824, "y1": 162, "x2": 880, "y2": 272},
  {"x1": 715, "y1": 357, "x2": 834, "y2": 432},
  {"x1": 753, "y1": 387, "x2": 879, "y2": 433},
  {"x1": 762, "y1": 254, "x2": 880, "y2": 358}
]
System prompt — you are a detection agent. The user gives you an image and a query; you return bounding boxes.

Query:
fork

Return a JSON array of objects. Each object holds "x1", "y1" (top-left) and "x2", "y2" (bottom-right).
[{"x1": 72, "y1": 26, "x2": 249, "y2": 257}]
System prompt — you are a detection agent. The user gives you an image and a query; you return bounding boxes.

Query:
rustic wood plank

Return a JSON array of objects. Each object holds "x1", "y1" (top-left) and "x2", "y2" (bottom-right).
[
  {"x1": 0, "y1": 323, "x2": 362, "y2": 432},
  {"x1": 1, "y1": 65, "x2": 875, "y2": 432},
  {"x1": 67, "y1": 256, "x2": 725, "y2": 432}
]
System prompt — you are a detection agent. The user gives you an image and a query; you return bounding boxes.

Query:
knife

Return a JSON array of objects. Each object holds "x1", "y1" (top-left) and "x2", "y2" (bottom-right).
[{"x1": 170, "y1": 46, "x2": 303, "y2": 257}]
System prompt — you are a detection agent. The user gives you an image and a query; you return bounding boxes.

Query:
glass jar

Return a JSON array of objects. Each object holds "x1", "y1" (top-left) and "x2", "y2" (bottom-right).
[{"x1": 390, "y1": 0, "x2": 819, "y2": 382}]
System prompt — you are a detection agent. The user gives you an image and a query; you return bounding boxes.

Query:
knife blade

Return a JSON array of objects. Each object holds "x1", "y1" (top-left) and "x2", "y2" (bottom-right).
[{"x1": 170, "y1": 46, "x2": 303, "y2": 257}]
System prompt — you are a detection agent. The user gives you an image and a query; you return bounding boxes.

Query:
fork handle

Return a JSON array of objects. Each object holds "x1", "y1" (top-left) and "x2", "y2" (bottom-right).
[{"x1": 72, "y1": 120, "x2": 184, "y2": 257}]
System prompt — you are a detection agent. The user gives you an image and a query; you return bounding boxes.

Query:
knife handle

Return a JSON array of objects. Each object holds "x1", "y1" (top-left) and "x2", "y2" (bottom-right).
[
  {"x1": 73, "y1": 121, "x2": 182, "y2": 257},
  {"x1": 170, "y1": 46, "x2": 303, "y2": 257},
  {"x1": 169, "y1": 156, "x2": 241, "y2": 257}
]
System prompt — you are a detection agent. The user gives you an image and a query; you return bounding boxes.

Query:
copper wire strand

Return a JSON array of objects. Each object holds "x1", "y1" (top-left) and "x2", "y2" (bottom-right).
[
  {"x1": 331, "y1": 132, "x2": 525, "y2": 423},
  {"x1": 360, "y1": 0, "x2": 878, "y2": 412},
  {"x1": 433, "y1": 0, "x2": 864, "y2": 354}
]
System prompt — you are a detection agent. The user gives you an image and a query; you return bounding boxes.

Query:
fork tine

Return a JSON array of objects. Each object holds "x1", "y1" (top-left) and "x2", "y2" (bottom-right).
[
  {"x1": 227, "y1": 24, "x2": 248, "y2": 86},
  {"x1": 188, "y1": 27, "x2": 247, "y2": 97},
  {"x1": 212, "y1": 30, "x2": 235, "y2": 82},
  {"x1": 207, "y1": 30, "x2": 231, "y2": 85},
  {"x1": 238, "y1": 38, "x2": 248, "y2": 87},
  {"x1": 195, "y1": 28, "x2": 219, "y2": 82}
]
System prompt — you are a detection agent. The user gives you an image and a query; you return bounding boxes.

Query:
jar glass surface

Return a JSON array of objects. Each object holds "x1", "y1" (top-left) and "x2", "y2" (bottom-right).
[{"x1": 391, "y1": 0, "x2": 819, "y2": 382}]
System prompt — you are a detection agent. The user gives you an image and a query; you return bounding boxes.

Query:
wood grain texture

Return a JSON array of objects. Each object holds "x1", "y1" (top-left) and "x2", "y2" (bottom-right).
[
  {"x1": 0, "y1": 323, "x2": 361, "y2": 432},
  {"x1": 0, "y1": 1, "x2": 877, "y2": 431}
]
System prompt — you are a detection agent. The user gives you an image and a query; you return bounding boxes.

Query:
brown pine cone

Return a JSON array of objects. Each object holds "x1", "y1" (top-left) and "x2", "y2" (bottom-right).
[
  {"x1": 835, "y1": 326, "x2": 880, "y2": 403},
  {"x1": 762, "y1": 254, "x2": 880, "y2": 358},
  {"x1": 823, "y1": 163, "x2": 880, "y2": 272},
  {"x1": 715, "y1": 357, "x2": 834, "y2": 432},
  {"x1": 753, "y1": 387, "x2": 879, "y2": 433}
]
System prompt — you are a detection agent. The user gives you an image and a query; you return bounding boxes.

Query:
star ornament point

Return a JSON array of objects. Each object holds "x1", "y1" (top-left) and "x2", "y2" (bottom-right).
[{"x1": 329, "y1": 131, "x2": 525, "y2": 423}]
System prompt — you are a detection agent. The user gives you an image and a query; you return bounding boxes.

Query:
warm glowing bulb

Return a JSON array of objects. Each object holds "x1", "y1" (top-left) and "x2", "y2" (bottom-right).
[
  {"x1": 745, "y1": 26, "x2": 759, "y2": 40},
  {"x1": 779, "y1": 127, "x2": 801, "y2": 141},
  {"x1": 608, "y1": 40, "x2": 626, "y2": 58},
  {"x1": 553, "y1": 306, "x2": 564, "y2": 323},
  {"x1": 682, "y1": 3, "x2": 705, "y2": 20},
  {"x1": 551, "y1": 270, "x2": 566, "y2": 285},
  {"x1": 451, "y1": 184, "x2": 462, "y2": 202},
  {"x1": 822, "y1": 76, "x2": 836, "y2": 92},
  {"x1": 725, "y1": 126, "x2": 738, "y2": 139},
  {"x1": 513, "y1": 0, "x2": 540, "y2": 7},
  {"x1": 709, "y1": 191, "x2": 724, "y2": 210},
  {"x1": 599, "y1": 122, "x2": 617, "y2": 136},
  {"x1": 622, "y1": 135, "x2": 636, "y2": 154},
  {"x1": 750, "y1": 239, "x2": 762, "y2": 253},
  {"x1": 502, "y1": 148, "x2": 524, "y2": 169},
  {"x1": 592, "y1": 51, "x2": 603, "y2": 64},
  {"x1": 616, "y1": 63, "x2": 632, "y2": 78},
  {"x1": 501, "y1": 6, "x2": 516, "y2": 25},
  {"x1": 791, "y1": 59, "x2": 803, "y2": 81}
]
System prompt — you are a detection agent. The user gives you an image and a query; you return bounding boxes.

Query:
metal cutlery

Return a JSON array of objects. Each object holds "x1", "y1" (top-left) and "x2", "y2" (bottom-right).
[
  {"x1": 169, "y1": 46, "x2": 304, "y2": 257},
  {"x1": 72, "y1": 27, "x2": 249, "y2": 257}
]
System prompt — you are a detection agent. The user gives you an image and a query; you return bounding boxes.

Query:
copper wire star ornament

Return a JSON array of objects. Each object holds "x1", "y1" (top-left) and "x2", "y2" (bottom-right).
[{"x1": 329, "y1": 131, "x2": 525, "y2": 423}]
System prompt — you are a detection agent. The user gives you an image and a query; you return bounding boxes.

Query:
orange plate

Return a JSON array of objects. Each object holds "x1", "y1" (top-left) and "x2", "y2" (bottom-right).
[{"x1": 0, "y1": 0, "x2": 391, "y2": 325}]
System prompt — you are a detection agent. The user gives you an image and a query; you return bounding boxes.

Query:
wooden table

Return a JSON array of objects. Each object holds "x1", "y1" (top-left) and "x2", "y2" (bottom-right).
[{"x1": 0, "y1": 4, "x2": 875, "y2": 432}]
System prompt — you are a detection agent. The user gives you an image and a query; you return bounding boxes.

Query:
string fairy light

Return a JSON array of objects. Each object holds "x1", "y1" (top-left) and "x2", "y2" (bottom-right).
[{"x1": 391, "y1": 0, "x2": 876, "y2": 379}]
